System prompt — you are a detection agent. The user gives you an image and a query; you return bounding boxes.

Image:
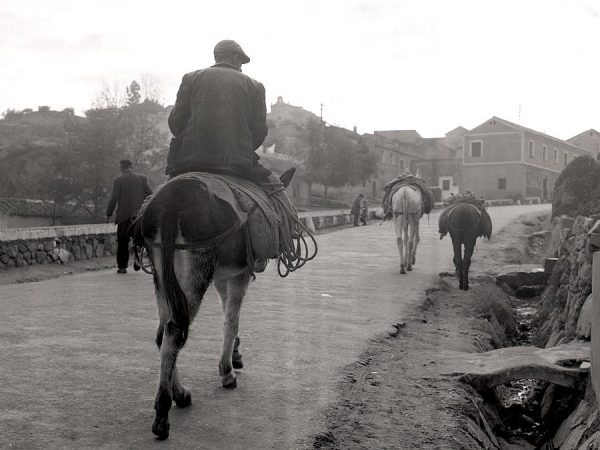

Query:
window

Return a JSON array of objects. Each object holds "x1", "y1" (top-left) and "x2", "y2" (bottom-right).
[
  {"x1": 498, "y1": 178, "x2": 507, "y2": 190},
  {"x1": 564, "y1": 152, "x2": 569, "y2": 166},
  {"x1": 400, "y1": 159, "x2": 404, "y2": 170},
  {"x1": 380, "y1": 151, "x2": 385, "y2": 163},
  {"x1": 470, "y1": 141, "x2": 482, "y2": 157},
  {"x1": 528, "y1": 141, "x2": 534, "y2": 158},
  {"x1": 542, "y1": 145, "x2": 548, "y2": 161},
  {"x1": 442, "y1": 180, "x2": 451, "y2": 190},
  {"x1": 389, "y1": 152, "x2": 394, "y2": 165},
  {"x1": 554, "y1": 148, "x2": 559, "y2": 164}
]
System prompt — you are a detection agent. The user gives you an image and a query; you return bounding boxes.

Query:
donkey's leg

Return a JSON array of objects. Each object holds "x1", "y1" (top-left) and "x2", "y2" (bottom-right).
[
  {"x1": 412, "y1": 218, "x2": 420, "y2": 266},
  {"x1": 407, "y1": 215, "x2": 415, "y2": 271},
  {"x1": 171, "y1": 366, "x2": 191, "y2": 408},
  {"x1": 402, "y1": 219, "x2": 410, "y2": 273},
  {"x1": 451, "y1": 236, "x2": 464, "y2": 290},
  {"x1": 155, "y1": 288, "x2": 191, "y2": 407},
  {"x1": 153, "y1": 318, "x2": 187, "y2": 440},
  {"x1": 394, "y1": 216, "x2": 405, "y2": 274},
  {"x1": 214, "y1": 279, "x2": 243, "y2": 370},
  {"x1": 219, "y1": 271, "x2": 250, "y2": 388},
  {"x1": 462, "y1": 238, "x2": 476, "y2": 291}
]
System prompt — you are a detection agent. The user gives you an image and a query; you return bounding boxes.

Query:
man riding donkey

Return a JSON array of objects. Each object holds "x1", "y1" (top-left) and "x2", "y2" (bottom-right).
[{"x1": 144, "y1": 39, "x2": 314, "y2": 275}]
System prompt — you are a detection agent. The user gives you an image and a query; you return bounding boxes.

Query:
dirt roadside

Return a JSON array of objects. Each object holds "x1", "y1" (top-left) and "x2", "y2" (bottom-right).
[{"x1": 311, "y1": 211, "x2": 548, "y2": 449}]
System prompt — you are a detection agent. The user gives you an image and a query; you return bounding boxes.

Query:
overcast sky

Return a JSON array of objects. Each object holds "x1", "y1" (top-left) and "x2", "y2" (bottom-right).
[{"x1": 1, "y1": 0, "x2": 599, "y2": 139}]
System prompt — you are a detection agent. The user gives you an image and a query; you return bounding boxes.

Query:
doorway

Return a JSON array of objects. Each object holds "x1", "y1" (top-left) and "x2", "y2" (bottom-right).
[{"x1": 542, "y1": 176, "x2": 548, "y2": 202}]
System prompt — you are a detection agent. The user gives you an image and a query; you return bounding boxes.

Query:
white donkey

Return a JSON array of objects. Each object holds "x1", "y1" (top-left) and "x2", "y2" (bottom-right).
[{"x1": 392, "y1": 185, "x2": 423, "y2": 274}]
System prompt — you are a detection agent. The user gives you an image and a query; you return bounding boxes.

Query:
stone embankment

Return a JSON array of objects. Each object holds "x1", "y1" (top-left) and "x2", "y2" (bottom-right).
[
  {"x1": 0, "y1": 224, "x2": 117, "y2": 270},
  {"x1": 530, "y1": 214, "x2": 600, "y2": 449},
  {"x1": 0, "y1": 209, "x2": 377, "y2": 271},
  {"x1": 535, "y1": 215, "x2": 600, "y2": 348}
]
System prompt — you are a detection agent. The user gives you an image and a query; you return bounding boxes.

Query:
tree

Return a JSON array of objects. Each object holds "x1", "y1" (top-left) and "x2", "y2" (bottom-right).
[
  {"x1": 66, "y1": 106, "x2": 128, "y2": 217},
  {"x1": 126, "y1": 80, "x2": 141, "y2": 106},
  {"x1": 302, "y1": 118, "x2": 377, "y2": 200}
]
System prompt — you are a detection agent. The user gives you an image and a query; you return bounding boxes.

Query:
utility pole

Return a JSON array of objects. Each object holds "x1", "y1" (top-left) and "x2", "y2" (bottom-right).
[
  {"x1": 320, "y1": 102, "x2": 323, "y2": 121},
  {"x1": 518, "y1": 104, "x2": 522, "y2": 123}
]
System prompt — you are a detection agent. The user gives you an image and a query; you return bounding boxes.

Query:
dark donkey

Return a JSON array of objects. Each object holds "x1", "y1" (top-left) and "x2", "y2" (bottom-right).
[
  {"x1": 136, "y1": 169, "x2": 297, "y2": 440},
  {"x1": 440, "y1": 202, "x2": 492, "y2": 291}
]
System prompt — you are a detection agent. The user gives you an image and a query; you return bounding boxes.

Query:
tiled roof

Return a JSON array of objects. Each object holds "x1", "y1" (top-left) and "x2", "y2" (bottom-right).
[
  {"x1": 374, "y1": 130, "x2": 422, "y2": 143},
  {"x1": 568, "y1": 129, "x2": 600, "y2": 142}
]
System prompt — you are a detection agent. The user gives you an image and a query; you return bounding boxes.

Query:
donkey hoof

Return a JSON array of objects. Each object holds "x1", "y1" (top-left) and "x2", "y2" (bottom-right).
[
  {"x1": 152, "y1": 416, "x2": 170, "y2": 440},
  {"x1": 407, "y1": 265, "x2": 412, "y2": 272},
  {"x1": 232, "y1": 354, "x2": 244, "y2": 370},
  {"x1": 222, "y1": 371, "x2": 237, "y2": 389},
  {"x1": 174, "y1": 388, "x2": 192, "y2": 408}
]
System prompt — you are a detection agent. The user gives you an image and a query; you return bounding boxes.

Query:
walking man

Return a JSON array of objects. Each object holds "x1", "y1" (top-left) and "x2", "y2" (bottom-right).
[
  {"x1": 351, "y1": 193, "x2": 364, "y2": 226},
  {"x1": 106, "y1": 159, "x2": 152, "y2": 273}
]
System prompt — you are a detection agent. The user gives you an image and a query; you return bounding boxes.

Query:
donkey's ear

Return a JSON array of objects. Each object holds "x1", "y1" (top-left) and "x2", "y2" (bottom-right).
[{"x1": 279, "y1": 167, "x2": 296, "y2": 188}]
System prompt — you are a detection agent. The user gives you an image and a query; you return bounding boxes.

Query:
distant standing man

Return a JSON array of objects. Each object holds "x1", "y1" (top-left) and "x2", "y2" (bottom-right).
[
  {"x1": 351, "y1": 193, "x2": 364, "y2": 226},
  {"x1": 106, "y1": 159, "x2": 152, "y2": 274}
]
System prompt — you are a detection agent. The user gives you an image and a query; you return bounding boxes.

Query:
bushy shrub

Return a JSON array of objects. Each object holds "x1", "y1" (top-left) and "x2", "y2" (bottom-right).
[{"x1": 552, "y1": 155, "x2": 600, "y2": 218}]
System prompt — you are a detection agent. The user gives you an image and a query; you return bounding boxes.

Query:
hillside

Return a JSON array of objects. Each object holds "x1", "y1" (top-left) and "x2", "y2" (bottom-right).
[{"x1": 0, "y1": 108, "x2": 83, "y2": 156}]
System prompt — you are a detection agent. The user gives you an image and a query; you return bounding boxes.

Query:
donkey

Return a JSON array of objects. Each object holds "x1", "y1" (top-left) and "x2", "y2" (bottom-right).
[
  {"x1": 445, "y1": 202, "x2": 490, "y2": 291},
  {"x1": 137, "y1": 169, "x2": 296, "y2": 440},
  {"x1": 392, "y1": 186, "x2": 423, "y2": 274}
]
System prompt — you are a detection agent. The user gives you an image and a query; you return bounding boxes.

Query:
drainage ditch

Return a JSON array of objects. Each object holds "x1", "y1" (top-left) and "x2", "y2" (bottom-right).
[{"x1": 476, "y1": 276, "x2": 585, "y2": 449}]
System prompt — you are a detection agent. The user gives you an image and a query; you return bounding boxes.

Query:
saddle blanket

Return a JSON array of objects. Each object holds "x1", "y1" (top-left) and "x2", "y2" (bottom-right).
[
  {"x1": 146, "y1": 172, "x2": 281, "y2": 260},
  {"x1": 438, "y1": 201, "x2": 492, "y2": 240},
  {"x1": 381, "y1": 175, "x2": 434, "y2": 219}
]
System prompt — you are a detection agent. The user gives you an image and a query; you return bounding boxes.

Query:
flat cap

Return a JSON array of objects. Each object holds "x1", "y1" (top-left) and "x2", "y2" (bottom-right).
[{"x1": 214, "y1": 40, "x2": 250, "y2": 64}]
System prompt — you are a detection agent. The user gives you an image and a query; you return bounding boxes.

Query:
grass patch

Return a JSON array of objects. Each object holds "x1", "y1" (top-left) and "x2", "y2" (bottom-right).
[{"x1": 471, "y1": 283, "x2": 518, "y2": 348}]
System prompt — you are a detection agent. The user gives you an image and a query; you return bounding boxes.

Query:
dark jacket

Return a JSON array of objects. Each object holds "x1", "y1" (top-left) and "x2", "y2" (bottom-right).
[
  {"x1": 106, "y1": 171, "x2": 152, "y2": 224},
  {"x1": 351, "y1": 196, "x2": 363, "y2": 215},
  {"x1": 166, "y1": 63, "x2": 268, "y2": 175}
]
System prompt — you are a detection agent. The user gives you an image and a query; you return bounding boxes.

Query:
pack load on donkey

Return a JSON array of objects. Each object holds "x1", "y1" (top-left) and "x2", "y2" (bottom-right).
[
  {"x1": 438, "y1": 192, "x2": 492, "y2": 240},
  {"x1": 381, "y1": 173, "x2": 435, "y2": 220}
]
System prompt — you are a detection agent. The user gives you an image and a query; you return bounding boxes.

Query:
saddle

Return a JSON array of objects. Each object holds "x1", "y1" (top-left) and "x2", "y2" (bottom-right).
[
  {"x1": 438, "y1": 200, "x2": 492, "y2": 240},
  {"x1": 381, "y1": 175, "x2": 434, "y2": 220}
]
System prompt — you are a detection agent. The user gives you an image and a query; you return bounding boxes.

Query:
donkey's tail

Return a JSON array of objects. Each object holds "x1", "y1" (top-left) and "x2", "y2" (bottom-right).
[
  {"x1": 402, "y1": 189, "x2": 409, "y2": 220},
  {"x1": 159, "y1": 183, "x2": 191, "y2": 337}
]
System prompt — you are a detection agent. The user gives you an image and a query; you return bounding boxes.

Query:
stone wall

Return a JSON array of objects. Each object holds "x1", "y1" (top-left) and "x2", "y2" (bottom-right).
[
  {"x1": 535, "y1": 215, "x2": 600, "y2": 347},
  {"x1": 0, "y1": 224, "x2": 117, "y2": 270},
  {"x1": 0, "y1": 211, "x2": 377, "y2": 271}
]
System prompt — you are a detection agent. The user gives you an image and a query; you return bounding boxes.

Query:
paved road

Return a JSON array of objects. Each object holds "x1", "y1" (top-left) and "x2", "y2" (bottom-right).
[{"x1": 0, "y1": 205, "x2": 549, "y2": 449}]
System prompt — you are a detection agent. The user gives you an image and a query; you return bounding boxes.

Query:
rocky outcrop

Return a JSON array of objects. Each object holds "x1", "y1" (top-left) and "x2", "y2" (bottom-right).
[{"x1": 534, "y1": 215, "x2": 599, "y2": 347}]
